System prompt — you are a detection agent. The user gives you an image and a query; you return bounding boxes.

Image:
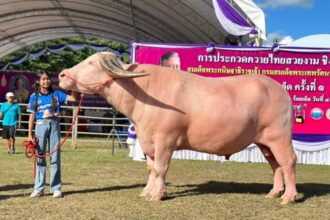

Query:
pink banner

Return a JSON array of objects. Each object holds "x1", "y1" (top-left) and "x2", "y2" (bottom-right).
[{"x1": 132, "y1": 43, "x2": 330, "y2": 135}]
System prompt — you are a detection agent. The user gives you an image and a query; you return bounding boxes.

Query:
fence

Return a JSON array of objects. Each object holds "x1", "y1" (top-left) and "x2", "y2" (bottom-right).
[{"x1": 0, "y1": 103, "x2": 130, "y2": 151}]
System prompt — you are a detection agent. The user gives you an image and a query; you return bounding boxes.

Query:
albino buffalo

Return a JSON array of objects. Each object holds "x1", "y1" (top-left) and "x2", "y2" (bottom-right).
[{"x1": 59, "y1": 52, "x2": 298, "y2": 204}]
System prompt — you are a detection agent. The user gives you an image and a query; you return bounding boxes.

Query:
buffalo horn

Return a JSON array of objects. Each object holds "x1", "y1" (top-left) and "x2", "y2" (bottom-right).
[{"x1": 98, "y1": 53, "x2": 148, "y2": 78}]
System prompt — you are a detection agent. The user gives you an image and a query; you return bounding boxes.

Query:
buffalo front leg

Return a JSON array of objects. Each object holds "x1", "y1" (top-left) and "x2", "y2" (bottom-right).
[
  {"x1": 140, "y1": 155, "x2": 155, "y2": 198},
  {"x1": 147, "y1": 145, "x2": 173, "y2": 201}
]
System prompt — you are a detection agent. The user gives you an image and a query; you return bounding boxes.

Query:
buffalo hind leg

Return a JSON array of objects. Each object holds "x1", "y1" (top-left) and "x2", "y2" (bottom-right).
[{"x1": 258, "y1": 144, "x2": 284, "y2": 199}]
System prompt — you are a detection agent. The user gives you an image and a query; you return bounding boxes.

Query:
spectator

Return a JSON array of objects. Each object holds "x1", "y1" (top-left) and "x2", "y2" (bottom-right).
[
  {"x1": 133, "y1": 139, "x2": 146, "y2": 161},
  {"x1": 126, "y1": 123, "x2": 145, "y2": 161},
  {"x1": 0, "y1": 92, "x2": 22, "y2": 154},
  {"x1": 126, "y1": 123, "x2": 136, "y2": 158}
]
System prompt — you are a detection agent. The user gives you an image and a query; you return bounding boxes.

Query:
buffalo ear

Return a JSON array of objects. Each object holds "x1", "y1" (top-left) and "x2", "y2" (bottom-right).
[{"x1": 125, "y1": 64, "x2": 139, "y2": 72}]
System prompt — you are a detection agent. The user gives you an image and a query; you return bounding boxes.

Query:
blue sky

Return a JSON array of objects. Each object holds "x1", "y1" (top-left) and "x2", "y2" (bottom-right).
[{"x1": 254, "y1": 0, "x2": 329, "y2": 45}]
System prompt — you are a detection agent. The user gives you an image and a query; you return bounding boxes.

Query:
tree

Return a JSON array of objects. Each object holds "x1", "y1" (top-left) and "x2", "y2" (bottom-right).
[{"x1": 0, "y1": 37, "x2": 129, "y2": 73}]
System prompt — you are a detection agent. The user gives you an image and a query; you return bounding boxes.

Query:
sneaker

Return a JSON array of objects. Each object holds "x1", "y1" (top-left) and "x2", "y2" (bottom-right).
[
  {"x1": 30, "y1": 190, "x2": 44, "y2": 198},
  {"x1": 53, "y1": 190, "x2": 62, "y2": 198}
]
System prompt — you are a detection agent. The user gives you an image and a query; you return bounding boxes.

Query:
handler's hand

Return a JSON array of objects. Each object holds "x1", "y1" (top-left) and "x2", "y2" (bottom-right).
[
  {"x1": 67, "y1": 91, "x2": 78, "y2": 102},
  {"x1": 28, "y1": 135, "x2": 34, "y2": 142}
]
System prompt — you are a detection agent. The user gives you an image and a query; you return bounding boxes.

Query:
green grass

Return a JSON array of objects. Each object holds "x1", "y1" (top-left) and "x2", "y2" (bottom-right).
[{"x1": 0, "y1": 140, "x2": 330, "y2": 220}]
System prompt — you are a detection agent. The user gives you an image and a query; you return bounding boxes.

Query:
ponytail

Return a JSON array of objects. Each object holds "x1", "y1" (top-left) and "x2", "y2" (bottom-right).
[
  {"x1": 51, "y1": 93, "x2": 57, "y2": 113},
  {"x1": 33, "y1": 83, "x2": 40, "y2": 112}
]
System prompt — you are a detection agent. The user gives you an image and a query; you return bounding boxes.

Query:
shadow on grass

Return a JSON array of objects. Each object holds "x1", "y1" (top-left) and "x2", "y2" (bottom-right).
[
  {"x1": 1, "y1": 181, "x2": 329, "y2": 203},
  {"x1": 165, "y1": 181, "x2": 330, "y2": 202},
  {"x1": 0, "y1": 184, "x2": 34, "y2": 200},
  {"x1": 0, "y1": 183, "x2": 72, "y2": 200},
  {"x1": 0, "y1": 183, "x2": 145, "y2": 201},
  {"x1": 0, "y1": 183, "x2": 33, "y2": 191},
  {"x1": 296, "y1": 183, "x2": 330, "y2": 203},
  {"x1": 64, "y1": 183, "x2": 145, "y2": 196}
]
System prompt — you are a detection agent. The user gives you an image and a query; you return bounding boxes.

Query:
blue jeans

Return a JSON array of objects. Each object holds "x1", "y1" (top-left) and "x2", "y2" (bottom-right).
[{"x1": 34, "y1": 118, "x2": 61, "y2": 193}]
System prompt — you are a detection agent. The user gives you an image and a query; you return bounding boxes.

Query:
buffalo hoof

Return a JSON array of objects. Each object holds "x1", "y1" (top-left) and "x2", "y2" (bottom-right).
[
  {"x1": 280, "y1": 195, "x2": 298, "y2": 205},
  {"x1": 145, "y1": 191, "x2": 167, "y2": 201},
  {"x1": 139, "y1": 189, "x2": 150, "y2": 198},
  {"x1": 148, "y1": 194, "x2": 162, "y2": 202},
  {"x1": 265, "y1": 189, "x2": 284, "y2": 199},
  {"x1": 280, "y1": 198, "x2": 296, "y2": 205},
  {"x1": 144, "y1": 192, "x2": 154, "y2": 201}
]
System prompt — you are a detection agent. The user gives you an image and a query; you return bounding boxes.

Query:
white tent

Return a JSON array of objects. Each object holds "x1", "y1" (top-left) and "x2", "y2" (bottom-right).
[
  {"x1": 288, "y1": 34, "x2": 330, "y2": 48},
  {"x1": 212, "y1": 0, "x2": 266, "y2": 43},
  {"x1": 233, "y1": 0, "x2": 267, "y2": 40}
]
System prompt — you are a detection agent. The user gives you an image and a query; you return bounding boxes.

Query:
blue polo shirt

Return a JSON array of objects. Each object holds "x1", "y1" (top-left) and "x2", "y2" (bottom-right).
[
  {"x1": 0, "y1": 102, "x2": 21, "y2": 126},
  {"x1": 27, "y1": 90, "x2": 68, "y2": 120}
]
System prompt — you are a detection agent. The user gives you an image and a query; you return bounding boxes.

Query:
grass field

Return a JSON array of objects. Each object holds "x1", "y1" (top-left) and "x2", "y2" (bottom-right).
[{"x1": 0, "y1": 140, "x2": 330, "y2": 220}]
